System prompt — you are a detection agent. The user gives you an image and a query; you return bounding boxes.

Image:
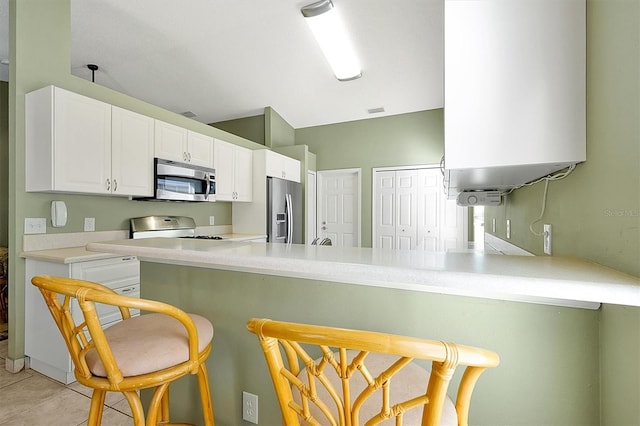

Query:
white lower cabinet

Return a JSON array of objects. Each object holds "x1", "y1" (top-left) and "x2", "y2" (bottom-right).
[{"x1": 25, "y1": 256, "x2": 140, "y2": 384}]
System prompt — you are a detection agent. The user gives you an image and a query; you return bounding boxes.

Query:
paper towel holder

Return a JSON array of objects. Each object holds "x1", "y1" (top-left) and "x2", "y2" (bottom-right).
[{"x1": 51, "y1": 201, "x2": 67, "y2": 227}]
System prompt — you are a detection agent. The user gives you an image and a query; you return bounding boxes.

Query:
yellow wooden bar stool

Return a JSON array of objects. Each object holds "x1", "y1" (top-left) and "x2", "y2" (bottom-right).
[
  {"x1": 248, "y1": 318, "x2": 499, "y2": 426},
  {"x1": 31, "y1": 275, "x2": 215, "y2": 426}
]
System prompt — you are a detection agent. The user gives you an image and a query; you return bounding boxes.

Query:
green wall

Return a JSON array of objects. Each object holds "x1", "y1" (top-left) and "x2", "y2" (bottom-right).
[
  {"x1": 599, "y1": 304, "x2": 640, "y2": 424},
  {"x1": 265, "y1": 106, "x2": 296, "y2": 148},
  {"x1": 484, "y1": 0, "x2": 639, "y2": 278},
  {"x1": 295, "y1": 109, "x2": 444, "y2": 248},
  {"x1": 1, "y1": 81, "x2": 8, "y2": 247},
  {"x1": 7, "y1": 1, "x2": 640, "y2": 424},
  {"x1": 6, "y1": 0, "x2": 263, "y2": 362},
  {"x1": 143, "y1": 263, "x2": 600, "y2": 426},
  {"x1": 211, "y1": 114, "x2": 265, "y2": 146}
]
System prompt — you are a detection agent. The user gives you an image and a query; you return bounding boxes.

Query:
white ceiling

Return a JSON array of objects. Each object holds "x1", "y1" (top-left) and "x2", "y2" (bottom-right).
[{"x1": 1, "y1": 0, "x2": 444, "y2": 129}]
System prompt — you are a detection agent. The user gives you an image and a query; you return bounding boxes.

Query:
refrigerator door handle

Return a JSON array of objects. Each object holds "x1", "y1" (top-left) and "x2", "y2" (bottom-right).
[{"x1": 285, "y1": 193, "x2": 293, "y2": 244}]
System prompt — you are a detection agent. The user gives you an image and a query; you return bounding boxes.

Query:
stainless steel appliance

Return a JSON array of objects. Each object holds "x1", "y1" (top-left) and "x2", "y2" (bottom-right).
[
  {"x1": 138, "y1": 158, "x2": 216, "y2": 202},
  {"x1": 130, "y1": 216, "x2": 223, "y2": 239},
  {"x1": 267, "y1": 177, "x2": 302, "y2": 244}
]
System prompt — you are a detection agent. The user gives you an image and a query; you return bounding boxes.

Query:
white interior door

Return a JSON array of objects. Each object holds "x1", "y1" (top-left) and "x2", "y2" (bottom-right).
[
  {"x1": 416, "y1": 168, "x2": 441, "y2": 251},
  {"x1": 395, "y1": 170, "x2": 418, "y2": 250},
  {"x1": 374, "y1": 167, "x2": 468, "y2": 251},
  {"x1": 307, "y1": 171, "x2": 317, "y2": 245},
  {"x1": 375, "y1": 171, "x2": 396, "y2": 249},
  {"x1": 318, "y1": 169, "x2": 360, "y2": 247}
]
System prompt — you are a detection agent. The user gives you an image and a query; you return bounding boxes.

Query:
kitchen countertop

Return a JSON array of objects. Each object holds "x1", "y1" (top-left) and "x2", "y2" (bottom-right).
[
  {"x1": 213, "y1": 233, "x2": 266, "y2": 242},
  {"x1": 20, "y1": 230, "x2": 265, "y2": 263},
  {"x1": 21, "y1": 246, "x2": 127, "y2": 263},
  {"x1": 21, "y1": 230, "x2": 130, "y2": 263},
  {"x1": 86, "y1": 238, "x2": 640, "y2": 309}
]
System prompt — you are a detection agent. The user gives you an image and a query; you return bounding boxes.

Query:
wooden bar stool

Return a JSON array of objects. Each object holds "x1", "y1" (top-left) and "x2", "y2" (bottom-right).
[
  {"x1": 32, "y1": 275, "x2": 215, "y2": 426},
  {"x1": 248, "y1": 318, "x2": 499, "y2": 426}
]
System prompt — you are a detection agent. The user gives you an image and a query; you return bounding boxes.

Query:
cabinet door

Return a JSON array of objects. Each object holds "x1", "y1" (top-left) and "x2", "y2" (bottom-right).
[
  {"x1": 264, "y1": 150, "x2": 301, "y2": 182},
  {"x1": 264, "y1": 150, "x2": 283, "y2": 179},
  {"x1": 54, "y1": 88, "x2": 111, "y2": 193},
  {"x1": 281, "y1": 156, "x2": 301, "y2": 183},
  {"x1": 187, "y1": 131, "x2": 214, "y2": 168},
  {"x1": 234, "y1": 146, "x2": 253, "y2": 202},
  {"x1": 111, "y1": 107, "x2": 154, "y2": 196},
  {"x1": 154, "y1": 120, "x2": 187, "y2": 162},
  {"x1": 213, "y1": 139, "x2": 235, "y2": 201}
]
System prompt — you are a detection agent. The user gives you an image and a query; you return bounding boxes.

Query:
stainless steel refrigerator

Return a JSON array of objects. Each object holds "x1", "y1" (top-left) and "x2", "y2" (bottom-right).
[{"x1": 267, "y1": 177, "x2": 303, "y2": 244}]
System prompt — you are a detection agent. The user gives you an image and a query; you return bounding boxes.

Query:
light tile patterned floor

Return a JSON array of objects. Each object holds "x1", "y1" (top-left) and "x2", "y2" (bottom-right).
[{"x1": 0, "y1": 339, "x2": 132, "y2": 425}]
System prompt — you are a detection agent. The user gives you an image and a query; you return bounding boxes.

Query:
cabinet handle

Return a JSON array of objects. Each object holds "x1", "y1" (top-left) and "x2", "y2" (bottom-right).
[
  {"x1": 183, "y1": 152, "x2": 188, "y2": 162},
  {"x1": 106, "y1": 178, "x2": 111, "y2": 191},
  {"x1": 113, "y1": 179, "x2": 117, "y2": 192}
]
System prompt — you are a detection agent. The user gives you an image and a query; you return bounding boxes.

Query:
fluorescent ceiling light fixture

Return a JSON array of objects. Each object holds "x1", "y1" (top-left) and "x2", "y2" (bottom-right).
[{"x1": 301, "y1": 0, "x2": 362, "y2": 81}]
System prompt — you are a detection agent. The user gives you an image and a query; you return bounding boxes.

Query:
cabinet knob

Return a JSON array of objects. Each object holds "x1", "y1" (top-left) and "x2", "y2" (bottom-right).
[{"x1": 106, "y1": 178, "x2": 111, "y2": 191}]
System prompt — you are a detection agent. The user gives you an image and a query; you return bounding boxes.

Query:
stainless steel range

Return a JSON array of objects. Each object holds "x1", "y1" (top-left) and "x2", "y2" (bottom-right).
[{"x1": 130, "y1": 216, "x2": 223, "y2": 240}]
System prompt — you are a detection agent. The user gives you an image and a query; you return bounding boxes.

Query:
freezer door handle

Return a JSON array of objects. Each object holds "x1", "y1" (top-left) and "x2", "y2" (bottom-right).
[{"x1": 285, "y1": 193, "x2": 293, "y2": 244}]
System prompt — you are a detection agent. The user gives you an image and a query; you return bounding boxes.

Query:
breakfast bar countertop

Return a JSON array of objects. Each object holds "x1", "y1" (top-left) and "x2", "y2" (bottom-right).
[{"x1": 86, "y1": 238, "x2": 640, "y2": 310}]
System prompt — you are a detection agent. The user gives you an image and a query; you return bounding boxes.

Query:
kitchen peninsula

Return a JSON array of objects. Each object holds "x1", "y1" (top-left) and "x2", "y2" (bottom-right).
[{"x1": 87, "y1": 239, "x2": 640, "y2": 425}]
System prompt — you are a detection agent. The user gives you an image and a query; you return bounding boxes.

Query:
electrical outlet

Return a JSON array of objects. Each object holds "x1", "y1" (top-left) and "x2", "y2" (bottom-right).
[
  {"x1": 209, "y1": 215, "x2": 215, "y2": 226},
  {"x1": 543, "y1": 224, "x2": 552, "y2": 255},
  {"x1": 506, "y1": 219, "x2": 511, "y2": 239},
  {"x1": 84, "y1": 217, "x2": 96, "y2": 232},
  {"x1": 242, "y1": 391, "x2": 258, "y2": 424},
  {"x1": 25, "y1": 217, "x2": 47, "y2": 234}
]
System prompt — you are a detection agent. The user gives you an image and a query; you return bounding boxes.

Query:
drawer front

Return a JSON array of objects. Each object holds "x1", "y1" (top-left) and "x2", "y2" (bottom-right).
[
  {"x1": 99, "y1": 284, "x2": 141, "y2": 326},
  {"x1": 70, "y1": 256, "x2": 139, "y2": 289},
  {"x1": 71, "y1": 284, "x2": 140, "y2": 329},
  {"x1": 70, "y1": 256, "x2": 140, "y2": 327}
]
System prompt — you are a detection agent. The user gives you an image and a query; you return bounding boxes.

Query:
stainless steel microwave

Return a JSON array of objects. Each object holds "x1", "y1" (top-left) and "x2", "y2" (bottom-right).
[{"x1": 143, "y1": 158, "x2": 216, "y2": 202}]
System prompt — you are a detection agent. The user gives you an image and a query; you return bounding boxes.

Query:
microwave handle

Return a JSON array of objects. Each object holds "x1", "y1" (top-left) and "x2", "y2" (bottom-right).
[{"x1": 205, "y1": 174, "x2": 211, "y2": 200}]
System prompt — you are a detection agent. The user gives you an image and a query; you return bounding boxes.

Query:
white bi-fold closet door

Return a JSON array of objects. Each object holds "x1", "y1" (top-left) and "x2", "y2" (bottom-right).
[{"x1": 374, "y1": 167, "x2": 468, "y2": 251}]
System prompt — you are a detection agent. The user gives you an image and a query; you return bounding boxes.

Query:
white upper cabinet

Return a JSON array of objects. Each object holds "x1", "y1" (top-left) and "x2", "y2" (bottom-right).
[
  {"x1": 25, "y1": 86, "x2": 153, "y2": 196},
  {"x1": 154, "y1": 120, "x2": 186, "y2": 162},
  {"x1": 444, "y1": 0, "x2": 586, "y2": 195},
  {"x1": 187, "y1": 131, "x2": 215, "y2": 168},
  {"x1": 111, "y1": 107, "x2": 154, "y2": 196},
  {"x1": 263, "y1": 149, "x2": 301, "y2": 183},
  {"x1": 213, "y1": 139, "x2": 252, "y2": 202},
  {"x1": 154, "y1": 120, "x2": 213, "y2": 168}
]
